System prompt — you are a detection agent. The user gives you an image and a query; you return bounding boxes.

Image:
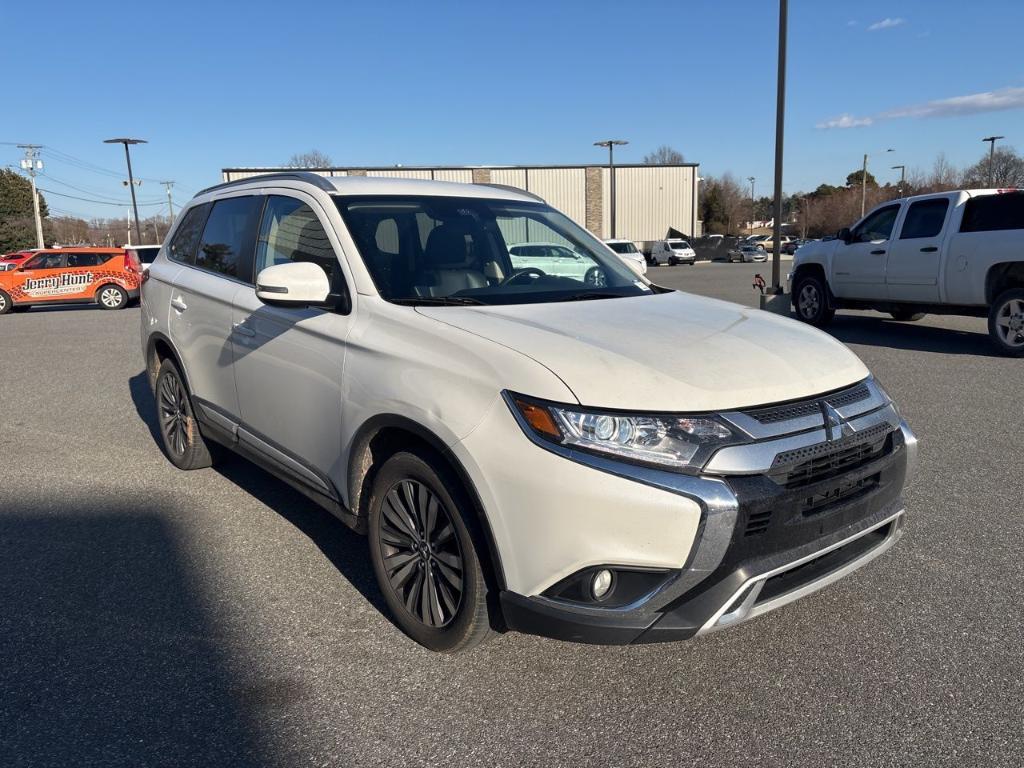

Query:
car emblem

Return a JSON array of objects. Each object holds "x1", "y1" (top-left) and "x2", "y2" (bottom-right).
[{"x1": 821, "y1": 402, "x2": 850, "y2": 442}]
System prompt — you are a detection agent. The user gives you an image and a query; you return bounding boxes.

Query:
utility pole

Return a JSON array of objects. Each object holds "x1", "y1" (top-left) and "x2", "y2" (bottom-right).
[
  {"x1": 747, "y1": 177, "x2": 755, "y2": 235},
  {"x1": 17, "y1": 144, "x2": 45, "y2": 248},
  {"x1": 983, "y1": 136, "x2": 1004, "y2": 187},
  {"x1": 769, "y1": 0, "x2": 788, "y2": 293},
  {"x1": 861, "y1": 148, "x2": 894, "y2": 217},
  {"x1": 891, "y1": 165, "x2": 906, "y2": 198},
  {"x1": 594, "y1": 139, "x2": 628, "y2": 238},
  {"x1": 104, "y1": 137, "x2": 147, "y2": 245},
  {"x1": 162, "y1": 181, "x2": 175, "y2": 224}
]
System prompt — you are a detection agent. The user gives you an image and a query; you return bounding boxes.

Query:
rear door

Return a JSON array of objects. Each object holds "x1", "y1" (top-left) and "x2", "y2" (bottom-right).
[
  {"x1": 10, "y1": 251, "x2": 66, "y2": 304},
  {"x1": 64, "y1": 252, "x2": 110, "y2": 301},
  {"x1": 831, "y1": 204, "x2": 901, "y2": 300},
  {"x1": 885, "y1": 197, "x2": 951, "y2": 303},
  {"x1": 168, "y1": 195, "x2": 264, "y2": 422}
]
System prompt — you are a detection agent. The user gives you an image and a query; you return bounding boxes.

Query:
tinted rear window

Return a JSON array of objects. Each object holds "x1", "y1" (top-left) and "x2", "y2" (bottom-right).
[
  {"x1": 67, "y1": 252, "x2": 113, "y2": 267},
  {"x1": 196, "y1": 196, "x2": 263, "y2": 281},
  {"x1": 960, "y1": 192, "x2": 1024, "y2": 233},
  {"x1": 169, "y1": 204, "x2": 210, "y2": 265}
]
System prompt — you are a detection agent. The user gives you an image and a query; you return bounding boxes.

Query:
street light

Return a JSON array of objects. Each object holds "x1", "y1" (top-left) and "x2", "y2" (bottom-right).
[
  {"x1": 104, "y1": 138, "x2": 147, "y2": 245},
  {"x1": 768, "y1": 0, "x2": 788, "y2": 293},
  {"x1": 861, "y1": 148, "x2": 894, "y2": 217},
  {"x1": 891, "y1": 165, "x2": 906, "y2": 198},
  {"x1": 594, "y1": 139, "x2": 628, "y2": 238},
  {"x1": 747, "y1": 177, "x2": 756, "y2": 236},
  {"x1": 983, "y1": 136, "x2": 1004, "y2": 187}
]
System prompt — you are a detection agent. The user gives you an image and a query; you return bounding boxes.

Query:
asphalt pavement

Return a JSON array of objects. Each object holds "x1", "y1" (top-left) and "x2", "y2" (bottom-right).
[{"x1": 1, "y1": 267, "x2": 1021, "y2": 767}]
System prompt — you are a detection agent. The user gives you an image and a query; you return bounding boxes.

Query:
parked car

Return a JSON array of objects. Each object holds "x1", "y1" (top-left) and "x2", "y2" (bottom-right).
[
  {"x1": 781, "y1": 238, "x2": 813, "y2": 255},
  {"x1": 142, "y1": 171, "x2": 915, "y2": 652},
  {"x1": 726, "y1": 244, "x2": 768, "y2": 263},
  {"x1": 603, "y1": 239, "x2": 647, "y2": 275},
  {"x1": 0, "y1": 247, "x2": 141, "y2": 314},
  {"x1": 649, "y1": 239, "x2": 697, "y2": 265},
  {"x1": 790, "y1": 189, "x2": 1024, "y2": 355},
  {"x1": 125, "y1": 244, "x2": 162, "y2": 273},
  {"x1": 760, "y1": 235, "x2": 795, "y2": 254},
  {"x1": 507, "y1": 242, "x2": 607, "y2": 286}
]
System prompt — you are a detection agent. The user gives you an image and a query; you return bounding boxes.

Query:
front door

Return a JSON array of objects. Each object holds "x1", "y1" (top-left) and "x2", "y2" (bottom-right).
[
  {"x1": 831, "y1": 204, "x2": 901, "y2": 300},
  {"x1": 885, "y1": 197, "x2": 950, "y2": 303},
  {"x1": 231, "y1": 193, "x2": 352, "y2": 492},
  {"x1": 9, "y1": 251, "x2": 66, "y2": 305}
]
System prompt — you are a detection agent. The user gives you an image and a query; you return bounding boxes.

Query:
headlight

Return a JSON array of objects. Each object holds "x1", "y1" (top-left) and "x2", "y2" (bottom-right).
[{"x1": 507, "y1": 394, "x2": 742, "y2": 471}]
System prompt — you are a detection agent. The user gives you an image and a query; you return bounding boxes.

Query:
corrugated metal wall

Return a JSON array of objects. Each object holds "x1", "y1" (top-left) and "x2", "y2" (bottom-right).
[{"x1": 614, "y1": 165, "x2": 696, "y2": 241}]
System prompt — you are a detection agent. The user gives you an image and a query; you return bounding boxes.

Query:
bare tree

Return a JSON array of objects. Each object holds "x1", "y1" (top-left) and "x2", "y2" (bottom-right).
[
  {"x1": 642, "y1": 145, "x2": 685, "y2": 165},
  {"x1": 286, "y1": 149, "x2": 333, "y2": 168},
  {"x1": 962, "y1": 146, "x2": 1024, "y2": 188}
]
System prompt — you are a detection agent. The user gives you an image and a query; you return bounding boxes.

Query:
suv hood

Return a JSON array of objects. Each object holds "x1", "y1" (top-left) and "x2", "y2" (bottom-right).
[{"x1": 417, "y1": 291, "x2": 868, "y2": 411}]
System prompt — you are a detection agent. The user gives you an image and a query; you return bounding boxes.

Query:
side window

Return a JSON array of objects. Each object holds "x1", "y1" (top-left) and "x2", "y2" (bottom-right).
[
  {"x1": 67, "y1": 253, "x2": 102, "y2": 268},
  {"x1": 852, "y1": 205, "x2": 900, "y2": 242},
  {"x1": 24, "y1": 253, "x2": 63, "y2": 270},
  {"x1": 900, "y1": 199, "x2": 949, "y2": 239},
  {"x1": 169, "y1": 204, "x2": 210, "y2": 265},
  {"x1": 255, "y1": 196, "x2": 339, "y2": 286},
  {"x1": 960, "y1": 192, "x2": 1024, "y2": 233},
  {"x1": 196, "y1": 196, "x2": 263, "y2": 281}
]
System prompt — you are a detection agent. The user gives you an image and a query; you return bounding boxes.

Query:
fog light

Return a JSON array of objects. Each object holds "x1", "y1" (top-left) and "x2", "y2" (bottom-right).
[{"x1": 591, "y1": 569, "x2": 614, "y2": 600}]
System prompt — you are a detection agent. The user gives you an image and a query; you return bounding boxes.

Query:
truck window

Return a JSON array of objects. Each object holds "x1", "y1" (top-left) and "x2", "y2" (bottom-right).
[
  {"x1": 899, "y1": 199, "x2": 949, "y2": 239},
  {"x1": 852, "y1": 205, "x2": 900, "y2": 242},
  {"x1": 960, "y1": 192, "x2": 1024, "y2": 233}
]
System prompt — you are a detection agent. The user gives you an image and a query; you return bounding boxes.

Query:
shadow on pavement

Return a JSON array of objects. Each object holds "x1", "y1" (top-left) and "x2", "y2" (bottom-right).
[
  {"x1": 827, "y1": 314, "x2": 999, "y2": 357},
  {"x1": 0, "y1": 503, "x2": 265, "y2": 766}
]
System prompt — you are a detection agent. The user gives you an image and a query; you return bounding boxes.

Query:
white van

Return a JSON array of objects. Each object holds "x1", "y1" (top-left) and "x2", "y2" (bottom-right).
[{"x1": 649, "y1": 239, "x2": 697, "y2": 266}]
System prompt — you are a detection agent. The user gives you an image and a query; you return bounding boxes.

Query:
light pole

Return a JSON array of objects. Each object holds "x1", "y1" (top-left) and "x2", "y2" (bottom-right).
[
  {"x1": 861, "y1": 148, "x2": 894, "y2": 217},
  {"x1": 891, "y1": 165, "x2": 906, "y2": 198},
  {"x1": 594, "y1": 139, "x2": 628, "y2": 238},
  {"x1": 162, "y1": 181, "x2": 175, "y2": 224},
  {"x1": 983, "y1": 136, "x2": 1004, "y2": 186},
  {"x1": 769, "y1": 0, "x2": 788, "y2": 293},
  {"x1": 17, "y1": 144, "x2": 45, "y2": 248},
  {"x1": 104, "y1": 138, "x2": 147, "y2": 245},
  {"x1": 747, "y1": 177, "x2": 756, "y2": 235}
]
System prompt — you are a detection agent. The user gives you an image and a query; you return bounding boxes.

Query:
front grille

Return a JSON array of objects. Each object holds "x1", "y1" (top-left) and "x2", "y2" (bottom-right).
[
  {"x1": 825, "y1": 383, "x2": 870, "y2": 410},
  {"x1": 771, "y1": 423, "x2": 892, "y2": 488},
  {"x1": 744, "y1": 381, "x2": 871, "y2": 425}
]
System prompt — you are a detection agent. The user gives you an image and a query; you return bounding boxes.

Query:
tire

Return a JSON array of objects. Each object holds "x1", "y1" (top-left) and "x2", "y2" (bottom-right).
[
  {"x1": 889, "y1": 310, "x2": 926, "y2": 322},
  {"x1": 584, "y1": 266, "x2": 607, "y2": 287},
  {"x1": 368, "y1": 451, "x2": 492, "y2": 653},
  {"x1": 793, "y1": 274, "x2": 835, "y2": 327},
  {"x1": 154, "y1": 358, "x2": 223, "y2": 469},
  {"x1": 0, "y1": 290, "x2": 12, "y2": 315},
  {"x1": 97, "y1": 283, "x2": 128, "y2": 310},
  {"x1": 988, "y1": 288, "x2": 1024, "y2": 357}
]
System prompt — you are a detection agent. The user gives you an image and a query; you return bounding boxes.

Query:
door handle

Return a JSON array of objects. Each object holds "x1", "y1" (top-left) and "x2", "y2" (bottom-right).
[
  {"x1": 870, "y1": 249, "x2": 886, "y2": 255},
  {"x1": 920, "y1": 246, "x2": 938, "y2": 253},
  {"x1": 171, "y1": 296, "x2": 188, "y2": 312},
  {"x1": 232, "y1": 322, "x2": 255, "y2": 337}
]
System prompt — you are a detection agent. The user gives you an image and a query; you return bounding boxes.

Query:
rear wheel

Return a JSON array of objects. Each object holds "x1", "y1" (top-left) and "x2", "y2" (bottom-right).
[
  {"x1": 368, "y1": 451, "x2": 491, "y2": 653},
  {"x1": 793, "y1": 274, "x2": 835, "y2": 327},
  {"x1": 988, "y1": 288, "x2": 1024, "y2": 357},
  {"x1": 889, "y1": 310, "x2": 926, "y2": 322},
  {"x1": 154, "y1": 358, "x2": 223, "y2": 469},
  {"x1": 0, "y1": 290, "x2": 12, "y2": 315},
  {"x1": 97, "y1": 284, "x2": 128, "y2": 310}
]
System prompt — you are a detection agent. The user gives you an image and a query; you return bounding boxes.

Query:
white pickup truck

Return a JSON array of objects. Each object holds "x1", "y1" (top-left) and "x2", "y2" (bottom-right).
[{"x1": 789, "y1": 189, "x2": 1024, "y2": 355}]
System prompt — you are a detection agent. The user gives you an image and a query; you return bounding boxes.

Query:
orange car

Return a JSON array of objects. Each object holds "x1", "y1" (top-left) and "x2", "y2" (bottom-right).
[{"x1": 0, "y1": 247, "x2": 142, "y2": 314}]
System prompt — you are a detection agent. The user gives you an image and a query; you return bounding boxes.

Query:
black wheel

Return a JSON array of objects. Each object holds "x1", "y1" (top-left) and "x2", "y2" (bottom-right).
[
  {"x1": 889, "y1": 310, "x2": 926, "y2": 322},
  {"x1": 154, "y1": 358, "x2": 223, "y2": 469},
  {"x1": 0, "y1": 290, "x2": 12, "y2": 315},
  {"x1": 988, "y1": 288, "x2": 1024, "y2": 357},
  {"x1": 793, "y1": 274, "x2": 835, "y2": 326},
  {"x1": 368, "y1": 451, "x2": 491, "y2": 652},
  {"x1": 584, "y1": 266, "x2": 607, "y2": 287},
  {"x1": 97, "y1": 283, "x2": 128, "y2": 310}
]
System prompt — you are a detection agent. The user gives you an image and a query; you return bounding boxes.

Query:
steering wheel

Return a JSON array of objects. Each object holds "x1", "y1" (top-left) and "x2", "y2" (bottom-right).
[{"x1": 501, "y1": 267, "x2": 547, "y2": 286}]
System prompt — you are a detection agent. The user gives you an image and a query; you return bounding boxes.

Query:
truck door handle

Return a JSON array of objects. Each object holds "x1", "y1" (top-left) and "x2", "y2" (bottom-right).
[
  {"x1": 171, "y1": 296, "x2": 188, "y2": 312},
  {"x1": 920, "y1": 246, "x2": 938, "y2": 252},
  {"x1": 232, "y1": 322, "x2": 255, "y2": 337},
  {"x1": 870, "y1": 249, "x2": 886, "y2": 255}
]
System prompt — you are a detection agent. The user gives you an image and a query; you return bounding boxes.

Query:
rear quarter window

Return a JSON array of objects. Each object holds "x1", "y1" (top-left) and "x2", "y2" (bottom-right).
[
  {"x1": 169, "y1": 203, "x2": 211, "y2": 265},
  {"x1": 960, "y1": 192, "x2": 1024, "y2": 233}
]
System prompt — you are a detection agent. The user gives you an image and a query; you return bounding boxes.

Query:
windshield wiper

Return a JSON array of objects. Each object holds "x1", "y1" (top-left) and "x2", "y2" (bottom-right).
[
  {"x1": 391, "y1": 296, "x2": 487, "y2": 306},
  {"x1": 559, "y1": 292, "x2": 633, "y2": 302}
]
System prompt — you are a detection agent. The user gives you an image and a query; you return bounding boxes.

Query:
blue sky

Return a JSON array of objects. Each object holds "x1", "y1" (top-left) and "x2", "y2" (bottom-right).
[{"x1": 3, "y1": 0, "x2": 1022, "y2": 219}]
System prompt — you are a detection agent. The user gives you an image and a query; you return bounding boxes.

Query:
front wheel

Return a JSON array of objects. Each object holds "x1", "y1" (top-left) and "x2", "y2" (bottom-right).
[
  {"x1": 988, "y1": 288, "x2": 1024, "y2": 357},
  {"x1": 793, "y1": 274, "x2": 835, "y2": 326},
  {"x1": 0, "y1": 290, "x2": 12, "y2": 315},
  {"x1": 97, "y1": 284, "x2": 128, "y2": 310},
  {"x1": 368, "y1": 451, "x2": 492, "y2": 653}
]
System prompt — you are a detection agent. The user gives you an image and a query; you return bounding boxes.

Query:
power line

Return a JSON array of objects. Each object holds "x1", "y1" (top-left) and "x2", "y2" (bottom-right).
[
  {"x1": 37, "y1": 187, "x2": 169, "y2": 207},
  {"x1": 38, "y1": 172, "x2": 164, "y2": 205}
]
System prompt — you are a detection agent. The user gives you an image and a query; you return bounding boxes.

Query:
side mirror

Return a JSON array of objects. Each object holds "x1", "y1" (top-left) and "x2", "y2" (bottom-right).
[
  {"x1": 255, "y1": 262, "x2": 330, "y2": 307},
  {"x1": 837, "y1": 227, "x2": 852, "y2": 244}
]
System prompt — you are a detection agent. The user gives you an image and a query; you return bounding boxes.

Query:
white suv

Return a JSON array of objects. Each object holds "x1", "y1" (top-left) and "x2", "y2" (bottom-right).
[{"x1": 142, "y1": 172, "x2": 916, "y2": 652}]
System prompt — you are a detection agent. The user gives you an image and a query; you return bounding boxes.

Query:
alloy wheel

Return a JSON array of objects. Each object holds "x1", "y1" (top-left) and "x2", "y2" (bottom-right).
[
  {"x1": 798, "y1": 284, "x2": 820, "y2": 319},
  {"x1": 378, "y1": 479, "x2": 464, "y2": 628},
  {"x1": 101, "y1": 287, "x2": 123, "y2": 308},
  {"x1": 158, "y1": 371, "x2": 189, "y2": 457},
  {"x1": 994, "y1": 298, "x2": 1024, "y2": 348}
]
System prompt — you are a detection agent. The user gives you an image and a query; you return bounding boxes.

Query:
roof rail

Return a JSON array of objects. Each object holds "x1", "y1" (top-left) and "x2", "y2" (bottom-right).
[
  {"x1": 196, "y1": 171, "x2": 336, "y2": 197},
  {"x1": 478, "y1": 183, "x2": 545, "y2": 203}
]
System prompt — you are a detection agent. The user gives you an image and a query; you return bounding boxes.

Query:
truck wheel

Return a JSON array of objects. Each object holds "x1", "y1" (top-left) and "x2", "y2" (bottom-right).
[
  {"x1": 988, "y1": 288, "x2": 1024, "y2": 357},
  {"x1": 889, "y1": 310, "x2": 926, "y2": 322},
  {"x1": 368, "y1": 451, "x2": 492, "y2": 653},
  {"x1": 793, "y1": 274, "x2": 835, "y2": 326}
]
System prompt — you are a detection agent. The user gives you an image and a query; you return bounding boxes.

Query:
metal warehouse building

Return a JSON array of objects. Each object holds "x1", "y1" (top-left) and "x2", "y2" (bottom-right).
[{"x1": 221, "y1": 164, "x2": 700, "y2": 243}]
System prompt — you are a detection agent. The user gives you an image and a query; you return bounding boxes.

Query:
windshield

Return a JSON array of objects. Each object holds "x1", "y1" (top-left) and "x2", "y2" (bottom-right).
[
  {"x1": 607, "y1": 241, "x2": 638, "y2": 255},
  {"x1": 668, "y1": 240, "x2": 690, "y2": 250},
  {"x1": 334, "y1": 195, "x2": 653, "y2": 305}
]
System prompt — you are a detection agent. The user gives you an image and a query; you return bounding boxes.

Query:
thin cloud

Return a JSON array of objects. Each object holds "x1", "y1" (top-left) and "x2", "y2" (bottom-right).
[
  {"x1": 868, "y1": 17, "x2": 906, "y2": 30},
  {"x1": 846, "y1": 20, "x2": 858, "y2": 27},
  {"x1": 817, "y1": 86, "x2": 1024, "y2": 129}
]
